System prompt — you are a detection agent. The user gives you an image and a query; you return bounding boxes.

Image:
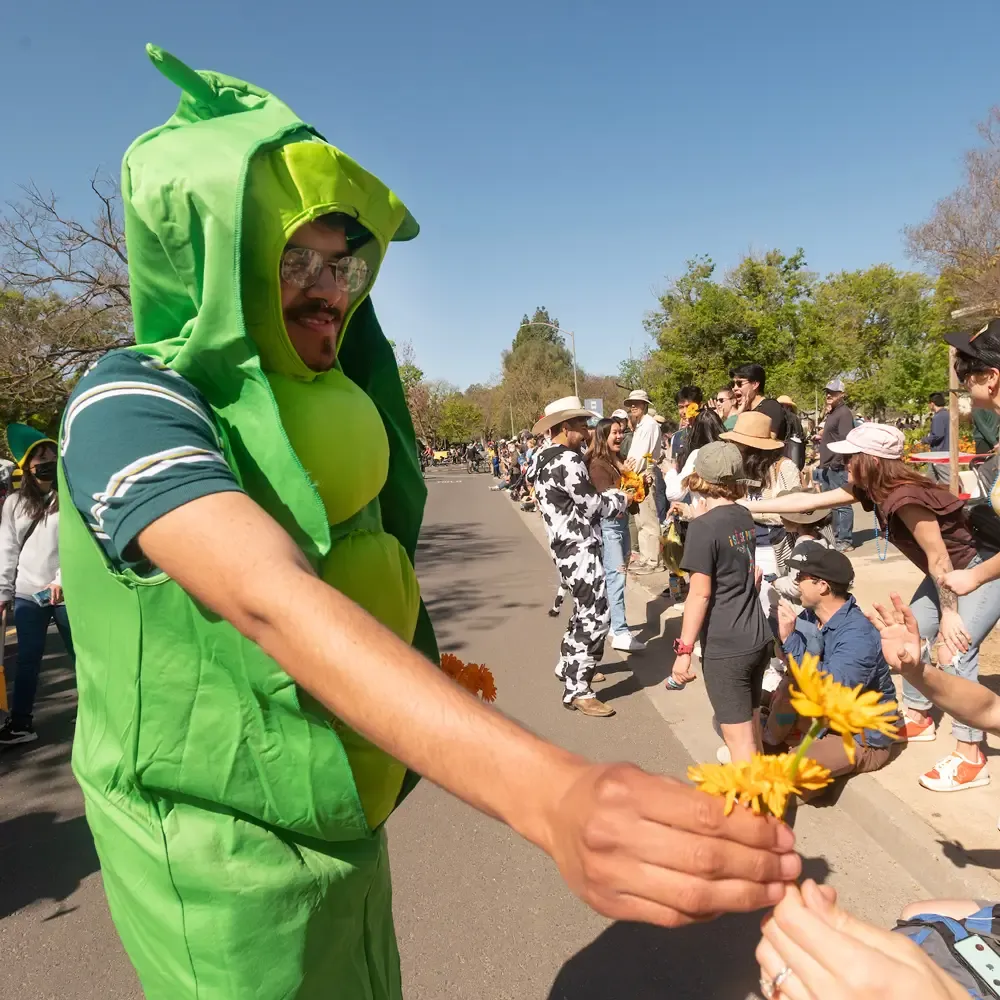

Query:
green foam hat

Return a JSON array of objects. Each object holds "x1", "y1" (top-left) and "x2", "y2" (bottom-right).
[{"x1": 6, "y1": 423, "x2": 56, "y2": 469}]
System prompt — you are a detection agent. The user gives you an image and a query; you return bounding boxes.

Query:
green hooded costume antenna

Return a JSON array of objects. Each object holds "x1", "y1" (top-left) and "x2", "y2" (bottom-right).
[{"x1": 57, "y1": 46, "x2": 438, "y2": 999}]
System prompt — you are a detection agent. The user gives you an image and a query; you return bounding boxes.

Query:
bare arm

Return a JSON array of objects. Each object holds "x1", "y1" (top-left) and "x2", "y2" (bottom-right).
[
  {"x1": 669, "y1": 572, "x2": 711, "y2": 684},
  {"x1": 897, "y1": 504, "x2": 970, "y2": 655},
  {"x1": 742, "y1": 488, "x2": 852, "y2": 516},
  {"x1": 943, "y1": 551, "x2": 1000, "y2": 596},
  {"x1": 137, "y1": 492, "x2": 800, "y2": 926}
]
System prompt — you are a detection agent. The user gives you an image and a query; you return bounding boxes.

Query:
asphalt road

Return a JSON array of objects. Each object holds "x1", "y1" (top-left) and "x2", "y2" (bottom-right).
[{"x1": 0, "y1": 464, "x2": 925, "y2": 999}]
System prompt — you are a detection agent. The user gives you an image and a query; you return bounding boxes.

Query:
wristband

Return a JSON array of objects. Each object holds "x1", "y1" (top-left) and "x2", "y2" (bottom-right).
[{"x1": 673, "y1": 638, "x2": 695, "y2": 656}]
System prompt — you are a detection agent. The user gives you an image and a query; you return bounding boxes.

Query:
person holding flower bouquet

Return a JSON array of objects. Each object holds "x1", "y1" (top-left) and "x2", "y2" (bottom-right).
[{"x1": 668, "y1": 441, "x2": 773, "y2": 763}]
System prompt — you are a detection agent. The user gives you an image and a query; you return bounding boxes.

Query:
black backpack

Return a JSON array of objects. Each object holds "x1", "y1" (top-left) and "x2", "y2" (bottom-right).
[{"x1": 968, "y1": 455, "x2": 1000, "y2": 554}]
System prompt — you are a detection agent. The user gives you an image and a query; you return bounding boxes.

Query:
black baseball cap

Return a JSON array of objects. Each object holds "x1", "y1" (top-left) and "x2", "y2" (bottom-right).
[
  {"x1": 787, "y1": 543, "x2": 854, "y2": 587},
  {"x1": 942, "y1": 318, "x2": 1000, "y2": 363}
]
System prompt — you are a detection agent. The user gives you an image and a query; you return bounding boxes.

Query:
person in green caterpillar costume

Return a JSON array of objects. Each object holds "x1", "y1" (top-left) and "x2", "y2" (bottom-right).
[{"x1": 58, "y1": 45, "x2": 802, "y2": 1000}]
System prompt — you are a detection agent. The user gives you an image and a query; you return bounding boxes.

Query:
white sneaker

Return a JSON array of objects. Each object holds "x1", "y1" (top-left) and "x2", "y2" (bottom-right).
[{"x1": 611, "y1": 632, "x2": 646, "y2": 652}]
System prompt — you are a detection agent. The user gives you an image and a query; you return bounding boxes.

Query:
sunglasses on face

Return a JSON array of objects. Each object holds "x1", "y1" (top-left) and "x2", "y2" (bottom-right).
[
  {"x1": 716, "y1": 396, "x2": 731, "y2": 403},
  {"x1": 732, "y1": 379, "x2": 749, "y2": 388},
  {"x1": 280, "y1": 247, "x2": 370, "y2": 294}
]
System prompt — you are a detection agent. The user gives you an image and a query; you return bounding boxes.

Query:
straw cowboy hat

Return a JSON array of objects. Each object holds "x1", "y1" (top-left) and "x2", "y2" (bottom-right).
[
  {"x1": 720, "y1": 411, "x2": 784, "y2": 450},
  {"x1": 531, "y1": 396, "x2": 594, "y2": 436},
  {"x1": 775, "y1": 488, "x2": 828, "y2": 524},
  {"x1": 776, "y1": 395, "x2": 798, "y2": 410}
]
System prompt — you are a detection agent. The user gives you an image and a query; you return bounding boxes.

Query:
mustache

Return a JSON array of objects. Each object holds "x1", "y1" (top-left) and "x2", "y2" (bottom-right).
[{"x1": 288, "y1": 301, "x2": 343, "y2": 323}]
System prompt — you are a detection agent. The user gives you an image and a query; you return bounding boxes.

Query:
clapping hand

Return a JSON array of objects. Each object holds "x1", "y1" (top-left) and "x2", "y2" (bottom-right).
[
  {"x1": 776, "y1": 599, "x2": 798, "y2": 643},
  {"x1": 864, "y1": 593, "x2": 921, "y2": 675}
]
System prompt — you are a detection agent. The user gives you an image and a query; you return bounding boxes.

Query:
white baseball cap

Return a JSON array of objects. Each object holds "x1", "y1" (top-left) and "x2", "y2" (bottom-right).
[{"x1": 827, "y1": 423, "x2": 904, "y2": 460}]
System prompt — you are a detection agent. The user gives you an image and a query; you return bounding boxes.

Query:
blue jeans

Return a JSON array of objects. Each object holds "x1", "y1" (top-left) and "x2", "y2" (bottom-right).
[
  {"x1": 819, "y1": 465, "x2": 853, "y2": 546},
  {"x1": 8, "y1": 598, "x2": 74, "y2": 721},
  {"x1": 602, "y1": 516, "x2": 631, "y2": 635},
  {"x1": 903, "y1": 555, "x2": 1000, "y2": 743}
]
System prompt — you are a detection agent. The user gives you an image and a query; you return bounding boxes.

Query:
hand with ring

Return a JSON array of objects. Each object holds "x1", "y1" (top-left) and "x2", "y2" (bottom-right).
[{"x1": 757, "y1": 879, "x2": 968, "y2": 999}]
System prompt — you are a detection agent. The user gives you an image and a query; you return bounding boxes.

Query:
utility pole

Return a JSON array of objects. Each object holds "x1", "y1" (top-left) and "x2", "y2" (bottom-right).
[{"x1": 509, "y1": 399, "x2": 515, "y2": 439}]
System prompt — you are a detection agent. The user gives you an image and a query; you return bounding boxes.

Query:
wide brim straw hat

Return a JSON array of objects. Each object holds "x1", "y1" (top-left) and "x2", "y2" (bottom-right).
[
  {"x1": 531, "y1": 396, "x2": 594, "y2": 436},
  {"x1": 719, "y1": 410, "x2": 784, "y2": 450},
  {"x1": 776, "y1": 395, "x2": 798, "y2": 410}
]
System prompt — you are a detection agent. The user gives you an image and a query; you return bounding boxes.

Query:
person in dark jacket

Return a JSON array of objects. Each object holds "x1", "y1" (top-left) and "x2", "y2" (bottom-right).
[
  {"x1": 773, "y1": 546, "x2": 897, "y2": 794},
  {"x1": 777, "y1": 395, "x2": 805, "y2": 470},
  {"x1": 922, "y1": 392, "x2": 951, "y2": 483},
  {"x1": 817, "y1": 378, "x2": 855, "y2": 551}
]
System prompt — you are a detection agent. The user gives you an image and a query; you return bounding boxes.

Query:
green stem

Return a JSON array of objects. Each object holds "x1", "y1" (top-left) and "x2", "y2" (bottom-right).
[{"x1": 788, "y1": 719, "x2": 824, "y2": 783}]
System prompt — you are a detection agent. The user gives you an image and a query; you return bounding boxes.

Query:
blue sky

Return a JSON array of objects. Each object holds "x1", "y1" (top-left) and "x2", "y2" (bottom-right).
[{"x1": 3, "y1": 0, "x2": 998, "y2": 389}]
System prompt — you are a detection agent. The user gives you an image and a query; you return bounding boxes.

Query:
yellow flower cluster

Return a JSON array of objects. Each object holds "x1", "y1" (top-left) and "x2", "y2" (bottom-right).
[
  {"x1": 684, "y1": 402, "x2": 700, "y2": 420},
  {"x1": 619, "y1": 468, "x2": 646, "y2": 503},
  {"x1": 688, "y1": 753, "x2": 832, "y2": 819},
  {"x1": 788, "y1": 653, "x2": 899, "y2": 763},
  {"x1": 440, "y1": 653, "x2": 498, "y2": 702}
]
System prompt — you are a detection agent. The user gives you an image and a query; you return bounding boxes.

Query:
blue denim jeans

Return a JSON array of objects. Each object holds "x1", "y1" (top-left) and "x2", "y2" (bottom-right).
[
  {"x1": 903, "y1": 554, "x2": 1000, "y2": 743},
  {"x1": 602, "y1": 516, "x2": 631, "y2": 635},
  {"x1": 819, "y1": 465, "x2": 854, "y2": 546},
  {"x1": 8, "y1": 598, "x2": 74, "y2": 721}
]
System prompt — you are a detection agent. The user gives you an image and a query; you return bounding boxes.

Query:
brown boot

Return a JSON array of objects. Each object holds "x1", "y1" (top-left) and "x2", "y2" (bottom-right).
[
  {"x1": 567, "y1": 696, "x2": 615, "y2": 717},
  {"x1": 591, "y1": 672, "x2": 606, "y2": 683}
]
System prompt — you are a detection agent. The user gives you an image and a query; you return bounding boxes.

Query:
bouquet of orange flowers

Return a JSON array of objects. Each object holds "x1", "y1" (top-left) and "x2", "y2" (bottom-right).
[
  {"x1": 440, "y1": 653, "x2": 498, "y2": 702},
  {"x1": 688, "y1": 653, "x2": 899, "y2": 818},
  {"x1": 619, "y1": 467, "x2": 646, "y2": 503}
]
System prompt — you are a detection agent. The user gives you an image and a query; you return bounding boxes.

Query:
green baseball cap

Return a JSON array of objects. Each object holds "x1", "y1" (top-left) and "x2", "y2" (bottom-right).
[{"x1": 693, "y1": 441, "x2": 747, "y2": 485}]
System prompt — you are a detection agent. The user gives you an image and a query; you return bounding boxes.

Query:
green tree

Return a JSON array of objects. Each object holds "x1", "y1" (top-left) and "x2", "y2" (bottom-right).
[{"x1": 436, "y1": 395, "x2": 483, "y2": 442}]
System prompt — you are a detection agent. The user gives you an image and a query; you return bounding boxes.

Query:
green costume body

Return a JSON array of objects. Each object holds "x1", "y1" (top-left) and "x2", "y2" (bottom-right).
[{"x1": 58, "y1": 47, "x2": 437, "y2": 998}]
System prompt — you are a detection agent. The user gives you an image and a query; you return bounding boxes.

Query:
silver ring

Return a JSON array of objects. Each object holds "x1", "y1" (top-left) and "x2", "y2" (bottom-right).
[{"x1": 760, "y1": 966, "x2": 793, "y2": 998}]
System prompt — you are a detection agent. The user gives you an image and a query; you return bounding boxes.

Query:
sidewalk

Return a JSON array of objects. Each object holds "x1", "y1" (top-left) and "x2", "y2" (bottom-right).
[{"x1": 627, "y1": 504, "x2": 1000, "y2": 900}]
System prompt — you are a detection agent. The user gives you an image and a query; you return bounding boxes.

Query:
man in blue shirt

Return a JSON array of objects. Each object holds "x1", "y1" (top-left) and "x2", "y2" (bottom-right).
[
  {"x1": 776, "y1": 546, "x2": 898, "y2": 794},
  {"x1": 923, "y1": 392, "x2": 951, "y2": 483}
]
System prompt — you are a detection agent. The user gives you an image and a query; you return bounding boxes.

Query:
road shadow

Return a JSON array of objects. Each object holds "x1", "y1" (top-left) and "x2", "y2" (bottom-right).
[
  {"x1": 547, "y1": 910, "x2": 764, "y2": 1000},
  {"x1": 599, "y1": 592, "x2": 678, "y2": 703},
  {"x1": 416, "y1": 520, "x2": 511, "y2": 574},
  {"x1": 938, "y1": 837, "x2": 1000, "y2": 873},
  {"x1": 0, "y1": 810, "x2": 99, "y2": 920}
]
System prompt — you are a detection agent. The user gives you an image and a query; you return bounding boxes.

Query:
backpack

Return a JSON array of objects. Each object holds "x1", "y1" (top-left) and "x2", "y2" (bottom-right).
[
  {"x1": 895, "y1": 907, "x2": 1000, "y2": 998},
  {"x1": 968, "y1": 455, "x2": 1000, "y2": 554}
]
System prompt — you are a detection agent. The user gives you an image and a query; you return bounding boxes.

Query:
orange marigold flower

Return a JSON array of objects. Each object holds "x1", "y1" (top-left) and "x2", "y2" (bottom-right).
[
  {"x1": 440, "y1": 654, "x2": 498, "y2": 702},
  {"x1": 440, "y1": 652, "x2": 464, "y2": 680}
]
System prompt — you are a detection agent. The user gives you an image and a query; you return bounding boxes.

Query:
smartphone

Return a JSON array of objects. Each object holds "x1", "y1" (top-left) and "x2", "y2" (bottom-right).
[
  {"x1": 32, "y1": 589, "x2": 52, "y2": 607},
  {"x1": 954, "y1": 935, "x2": 1000, "y2": 997}
]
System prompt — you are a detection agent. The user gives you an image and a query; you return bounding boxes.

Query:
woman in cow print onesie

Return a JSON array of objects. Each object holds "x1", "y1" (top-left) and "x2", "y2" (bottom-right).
[{"x1": 527, "y1": 397, "x2": 631, "y2": 717}]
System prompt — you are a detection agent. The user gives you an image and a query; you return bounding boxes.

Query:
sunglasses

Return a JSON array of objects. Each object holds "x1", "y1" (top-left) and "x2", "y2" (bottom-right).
[
  {"x1": 715, "y1": 396, "x2": 731, "y2": 403},
  {"x1": 280, "y1": 247, "x2": 370, "y2": 294}
]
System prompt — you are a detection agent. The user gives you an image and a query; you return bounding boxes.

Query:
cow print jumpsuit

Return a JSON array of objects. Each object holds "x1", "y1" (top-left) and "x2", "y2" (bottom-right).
[{"x1": 527, "y1": 444, "x2": 628, "y2": 703}]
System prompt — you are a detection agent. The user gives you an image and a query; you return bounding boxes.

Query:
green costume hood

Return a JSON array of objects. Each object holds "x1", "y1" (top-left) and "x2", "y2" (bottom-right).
[
  {"x1": 124, "y1": 44, "x2": 427, "y2": 570},
  {"x1": 6, "y1": 423, "x2": 56, "y2": 468}
]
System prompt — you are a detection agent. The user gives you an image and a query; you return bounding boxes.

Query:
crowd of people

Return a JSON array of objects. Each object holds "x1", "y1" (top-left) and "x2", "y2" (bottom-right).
[
  {"x1": 8, "y1": 46, "x2": 1000, "y2": 1000},
  {"x1": 501, "y1": 326, "x2": 1000, "y2": 999}
]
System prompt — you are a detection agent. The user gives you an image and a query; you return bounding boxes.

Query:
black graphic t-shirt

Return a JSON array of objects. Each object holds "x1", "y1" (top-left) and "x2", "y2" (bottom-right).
[{"x1": 680, "y1": 503, "x2": 771, "y2": 659}]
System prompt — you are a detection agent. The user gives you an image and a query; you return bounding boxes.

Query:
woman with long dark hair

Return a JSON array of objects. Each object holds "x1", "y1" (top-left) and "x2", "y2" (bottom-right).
[
  {"x1": 0, "y1": 424, "x2": 73, "y2": 746},
  {"x1": 747, "y1": 422, "x2": 1000, "y2": 793},
  {"x1": 587, "y1": 416, "x2": 645, "y2": 651},
  {"x1": 675, "y1": 406, "x2": 725, "y2": 486}
]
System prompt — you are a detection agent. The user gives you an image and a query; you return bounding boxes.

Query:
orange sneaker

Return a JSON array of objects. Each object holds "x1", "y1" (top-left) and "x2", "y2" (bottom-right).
[
  {"x1": 918, "y1": 749, "x2": 990, "y2": 792},
  {"x1": 900, "y1": 712, "x2": 936, "y2": 743}
]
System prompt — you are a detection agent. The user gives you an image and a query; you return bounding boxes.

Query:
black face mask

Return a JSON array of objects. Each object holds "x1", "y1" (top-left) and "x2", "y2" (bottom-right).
[{"x1": 32, "y1": 461, "x2": 57, "y2": 483}]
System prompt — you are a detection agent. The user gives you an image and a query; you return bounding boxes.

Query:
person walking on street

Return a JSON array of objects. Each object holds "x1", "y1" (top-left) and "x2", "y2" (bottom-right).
[
  {"x1": 0, "y1": 424, "x2": 72, "y2": 747},
  {"x1": 777, "y1": 395, "x2": 805, "y2": 471},
  {"x1": 527, "y1": 398, "x2": 630, "y2": 715},
  {"x1": 586, "y1": 417, "x2": 645, "y2": 652},
  {"x1": 817, "y1": 377, "x2": 855, "y2": 551},
  {"x1": 729, "y1": 364, "x2": 786, "y2": 441},
  {"x1": 624, "y1": 389, "x2": 663, "y2": 574}
]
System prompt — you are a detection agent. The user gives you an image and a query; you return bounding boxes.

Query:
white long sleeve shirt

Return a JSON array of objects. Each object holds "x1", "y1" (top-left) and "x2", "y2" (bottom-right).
[
  {"x1": 626, "y1": 414, "x2": 662, "y2": 473},
  {"x1": 0, "y1": 492, "x2": 61, "y2": 603}
]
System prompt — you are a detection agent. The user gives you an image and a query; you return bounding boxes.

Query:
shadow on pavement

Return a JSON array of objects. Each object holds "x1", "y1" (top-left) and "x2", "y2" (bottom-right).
[
  {"x1": 416, "y1": 521, "x2": 511, "y2": 573},
  {"x1": 938, "y1": 837, "x2": 1000, "y2": 872},
  {"x1": 0, "y1": 810, "x2": 100, "y2": 920},
  {"x1": 547, "y1": 911, "x2": 764, "y2": 999}
]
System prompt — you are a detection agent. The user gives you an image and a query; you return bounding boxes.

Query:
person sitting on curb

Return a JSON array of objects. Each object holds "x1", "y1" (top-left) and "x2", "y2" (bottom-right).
[{"x1": 768, "y1": 547, "x2": 897, "y2": 793}]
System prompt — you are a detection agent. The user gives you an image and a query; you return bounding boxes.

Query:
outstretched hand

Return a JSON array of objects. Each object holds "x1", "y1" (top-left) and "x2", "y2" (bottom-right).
[
  {"x1": 864, "y1": 593, "x2": 922, "y2": 675},
  {"x1": 550, "y1": 763, "x2": 800, "y2": 928}
]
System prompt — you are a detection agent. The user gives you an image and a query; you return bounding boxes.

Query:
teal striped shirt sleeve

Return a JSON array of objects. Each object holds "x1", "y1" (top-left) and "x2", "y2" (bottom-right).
[{"x1": 61, "y1": 350, "x2": 244, "y2": 571}]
